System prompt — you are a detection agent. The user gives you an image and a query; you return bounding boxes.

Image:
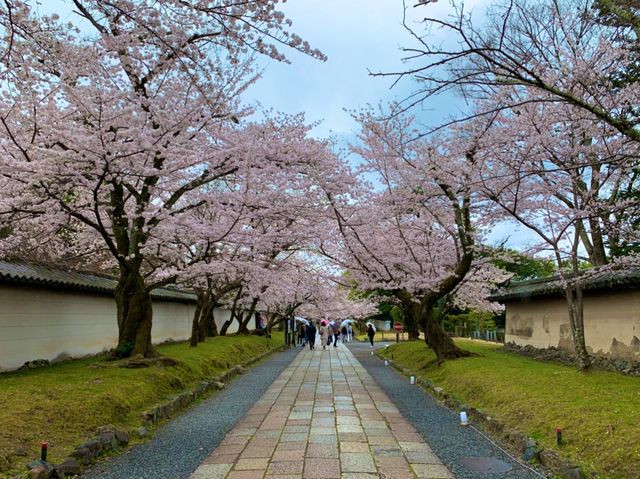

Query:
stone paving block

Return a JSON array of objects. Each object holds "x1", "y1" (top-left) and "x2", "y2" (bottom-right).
[
  {"x1": 268, "y1": 461, "x2": 304, "y2": 475},
  {"x1": 365, "y1": 428, "x2": 394, "y2": 437},
  {"x1": 255, "y1": 430, "x2": 281, "y2": 439},
  {"x1": 222, "y1": 435, "x2": 252, "y2": 446},
  {"x1": 281, "y1": 432, "x2": 308, "y2": 442},
  {"x1": 230, "y1": 428, "x2": 258, "y2": 436},
  {"x1": 367, "y1": 436, "x2": 400, "y2": 446},
  {"x1": 227, "y1": 471, "x2": 266, "y2": 479},
  {"x1": 305, "y1": 443, "x2": 338, "y2": 458},
  {"x1": 399, "y1": 441, "x2": 432, "y2": 452},
  {"x1": 303, "y1": 458, "x2": 340, "y2": 478},
  {"x1": 341, "y1": 474, "x2": 379, "y2": 479},
  {"x1": 235, "y1": 458, "x2": 270, "y2": 470},
  {"x1": 370, "y1": 445, "x2": 403, "y2": 457},
  {"x1": 410, "y1": 463, "x2": 454, "y2": 478},
  {"x1": 337, "y1": 424, "x2": 365, "y2": 434},
  {"x1": 339, "y1": 432, "x2": 368, "y2": 442},
  {"x1": 271, "y1": 449, "x2": 305, "y2": 462},
  {"x1": 339, "y1": 441, "x2": 370, "y2": 453},
  {"x1": 190, "y1": 463, "x2": 232, "y2": 479},
  {"x1": 337, "y1": 416, "x2": 360, "y2": 425},
  {"x1": 340, "y1": 452, "x2": 377, "y2": 473},
  {"x1": 213, "y1": 444, "x2": 246, "y2": 455},
  {"x1": 377, "y1": 468, "x2": 415, "y2": 479},
  {"x1": 404, "y1": 451, "x2": 442, "y2": 464},
  {"x1": 309, "y1": 426, "x2": 336, "y2": 436},
  {"x1": 239, "y1": 446, "x2": 275, "y2": 459},
  {"x1": 374, "y1": 456, "x2": 411, "y2": 469},
  {"x1": 308, "y1": 434, "x2": 336, "y2": 444},
  {"x1": 394, "y1": 432, "x2": 425, "y2": 442}
]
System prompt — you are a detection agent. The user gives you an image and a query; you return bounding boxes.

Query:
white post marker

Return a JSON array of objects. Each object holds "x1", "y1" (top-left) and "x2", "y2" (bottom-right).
[
  {"x1": 409, "y1": 375, "x2": 416, "y2": 384},
  {"x1": 370, "y1": 350, "x2": 374, "y2": 356},
  {"x1": 460, "y1": 411, "x2": 469, "y2": 426},
  {"x1": 384, "y1": 360, "x2": 389, "y2": 366}
]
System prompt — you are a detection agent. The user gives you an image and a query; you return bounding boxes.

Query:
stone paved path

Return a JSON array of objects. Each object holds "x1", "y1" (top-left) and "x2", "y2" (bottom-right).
[{"x1": 190, "y1": 346, "x2": 454, "y2": 479}]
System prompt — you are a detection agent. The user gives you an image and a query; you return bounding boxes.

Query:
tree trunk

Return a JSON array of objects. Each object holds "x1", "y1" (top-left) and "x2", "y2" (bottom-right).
[
  {"x1": 219, "y1": 315, "x2": 234, "y2": 336},
  {"x1": 114, "y1": 264, "x2": 155, "y2": 358},
  {"x1": 206, "y1": 303, "x2": 219, "y2": 337},
  {"x1": 421, "y1": 302, "x2": 472, "y2": 363},
  {"x1": 563, "y1": 285, "x2": 592, "y2": 371},
  {"x1": 395, "y1": 290, "x2": 422, "y2": 340},
  {"x1": 238, "y1": 299, "x2": 259, "y2": 334},
  {"x1": 189, "y1": 294, "x2": 204, "y2": 347}
]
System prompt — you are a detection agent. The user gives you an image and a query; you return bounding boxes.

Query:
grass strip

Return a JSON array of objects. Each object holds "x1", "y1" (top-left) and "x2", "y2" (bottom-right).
[
  {"x1": 0, "y1": 333, "x2": 283, "y2": 476},
  {"x1": 379, "y1": 339, "x2": 639, "y2": 479}
]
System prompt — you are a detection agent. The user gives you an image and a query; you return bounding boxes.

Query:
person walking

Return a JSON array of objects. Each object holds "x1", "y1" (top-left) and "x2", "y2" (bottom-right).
[
  {"x1": 306, "y1": 322, "x2": 317, "y2": 350},
  {"x1": 332, "y1": 321, "x2": 341, "y2": 348},
  {"x1": 298, "y1": 323, "x2": 306, "y2": 346},
  {"x1": 319, "y1": 321, "x2": 329, "y2": 350},
  {"x1": 366, "y1": 323, "x2": 376, "y2": 347},
  {"x1": 341, "y1": 324, "x2": 348, "y2": 344},
  {"x1": 347, "y1": 323, "x2": 353, "y2": 342}
]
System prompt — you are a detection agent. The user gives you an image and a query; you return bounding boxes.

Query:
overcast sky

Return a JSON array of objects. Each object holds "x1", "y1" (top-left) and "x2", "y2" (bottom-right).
[
  {"x1": 241, "y1": 0, "x2": 533, "y2": 249},
  {"x1": 243, "y1": 0, "x2": 490, "y2": 137}
]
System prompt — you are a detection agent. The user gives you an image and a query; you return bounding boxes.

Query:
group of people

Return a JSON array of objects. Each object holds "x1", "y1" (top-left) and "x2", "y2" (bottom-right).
[{"x1": 296, "y1": 320, "x2": 376, "y2": 350}]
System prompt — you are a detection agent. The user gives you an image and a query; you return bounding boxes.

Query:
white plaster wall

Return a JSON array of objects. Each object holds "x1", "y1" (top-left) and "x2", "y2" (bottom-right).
[
  {"x1": 0, "y1": 285, "x2": 240, "y2": 370},
  {"x1": 505, "y1": 290, "x2": 640, "y2": 359}
]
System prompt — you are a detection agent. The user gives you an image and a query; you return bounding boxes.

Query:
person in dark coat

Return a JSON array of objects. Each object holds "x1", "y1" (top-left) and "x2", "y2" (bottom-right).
[
  {"x1": 366, "y1": 323, "x2": 376, "y2": 347},
  {"x1": 306, "y1": 322, "x2": 317, "y2": 350}
]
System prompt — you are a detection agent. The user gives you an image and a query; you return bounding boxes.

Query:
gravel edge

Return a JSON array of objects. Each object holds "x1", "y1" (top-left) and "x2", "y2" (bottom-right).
[
  {"x1": 349, "y1": 343, "x2": 545, "y2": 479},
  {"x1": 82, "y1": 346, "x2": 302, "y2": 479}
]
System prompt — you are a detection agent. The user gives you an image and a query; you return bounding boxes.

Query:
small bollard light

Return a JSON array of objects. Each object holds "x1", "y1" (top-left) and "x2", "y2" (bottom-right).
[
  {"x1": 384, "y1": 359, "x2": 389, "y2": 366},
  {"x1": 556, "y1": 427, "x2": 562, "y2": 445},
  {"x1": 409, "y1": 375, "x2": 416, "y2": 384},
  {"x1": 41, "y1": 442, "x2": 48, "y2": 462},
  {"x1": 460, "y1": 411, "x2": 469, "y2": 426},
  {"x1": 370, "y1": 350, "x2": 374, "y2": 356}
]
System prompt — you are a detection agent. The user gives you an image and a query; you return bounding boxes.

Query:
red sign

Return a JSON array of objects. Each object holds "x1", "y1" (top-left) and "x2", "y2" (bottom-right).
[{"x1": 394, "y1": 322, "x2": 403, "y2": 332}]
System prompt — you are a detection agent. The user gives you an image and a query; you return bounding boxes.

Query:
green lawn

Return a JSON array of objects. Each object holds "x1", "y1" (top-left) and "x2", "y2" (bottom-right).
[
  {"x1": 379, "y1": 340, "x2": 640, "y2": 479},
  {"x1": 0, "y1": 333, "x2": 283, "y2": 476}
]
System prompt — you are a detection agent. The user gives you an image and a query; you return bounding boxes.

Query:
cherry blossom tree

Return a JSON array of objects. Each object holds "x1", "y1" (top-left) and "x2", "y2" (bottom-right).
[
  {"x1": 316, "y1": 107, "x2": 502, "y2": 362},
  {"x1": 476, "y1": 93, "x2": 639, "y2": 370},
  {"x1": 0, "y1": 1, "x2": 324, "y2": 358}
]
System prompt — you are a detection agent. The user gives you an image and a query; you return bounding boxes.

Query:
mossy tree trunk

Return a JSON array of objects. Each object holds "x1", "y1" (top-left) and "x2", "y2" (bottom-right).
[
  {"x1": 114, "y1": 263, "x2": 155, "y2": 358},
  {"x1": 395, "y1": 289, "x2": 421, "y2": 340}
]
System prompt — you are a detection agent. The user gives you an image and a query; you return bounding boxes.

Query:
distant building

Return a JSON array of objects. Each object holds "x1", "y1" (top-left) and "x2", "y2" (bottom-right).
[{"x1": 490, "y1": 270, "x2": 640, "y2": 360}]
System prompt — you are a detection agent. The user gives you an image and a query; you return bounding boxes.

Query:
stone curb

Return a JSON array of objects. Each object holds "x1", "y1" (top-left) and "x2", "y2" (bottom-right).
[
  {"x1": 25, "y1": 345, "x2": 286, "y2": 478},
  {"x1": 378, "y1": 353, "x2": 585, "y2": 479}
]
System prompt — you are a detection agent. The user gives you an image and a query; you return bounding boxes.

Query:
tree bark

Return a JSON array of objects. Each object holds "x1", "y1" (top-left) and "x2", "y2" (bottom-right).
[
  {"x1": 189, "y1": 294, "x2": 204, "y2": 347},
  {"x1": 206, "y1": 303, "x2": 219, "y2": 337},
  {"x1": 114, "y1": 264, "x2": 155, "y2": 358},
  {"x1": 395, "y1": 290, "x2": 421, "y2": 340},
  {"x1": 238, "y1": 298, "x2": 259, "y2": 334},
  {"x1": 563, "y1": 285, "x2": 592, "y2": 371},
  {"x1": 421, "y1": 301, "x2": 472, "y2": 363}
]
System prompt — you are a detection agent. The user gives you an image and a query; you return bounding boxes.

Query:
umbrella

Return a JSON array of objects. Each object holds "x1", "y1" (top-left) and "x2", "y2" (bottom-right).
[
  {"x1": 341, "y1": 319, "x2": 355, "y2": 326},
  {"x1": 366, "y1": 322, "x2": 377, "y2": 333},
  {"x1": 320, "y1": 319, "x2": 328, "y2": 326},
  {"x1": 295, "y1": 317, "x2": 309, "y2": 325}
]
